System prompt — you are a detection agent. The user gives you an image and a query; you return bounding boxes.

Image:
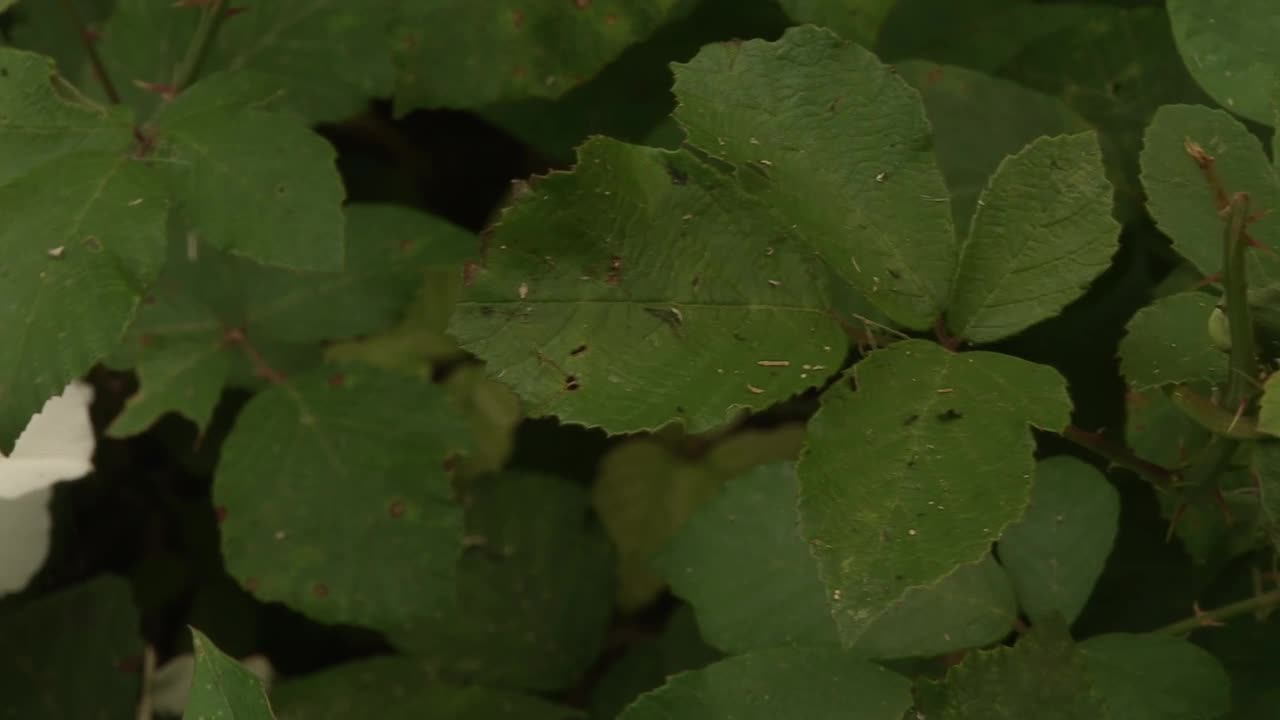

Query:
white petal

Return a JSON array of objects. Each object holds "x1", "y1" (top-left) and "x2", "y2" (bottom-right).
[
  {"x1": 0, "y1": 381, "x2": 95, "y2": 497},
  {"x1": 0, "y1": 487, "x2": 53, "y2": 596}
]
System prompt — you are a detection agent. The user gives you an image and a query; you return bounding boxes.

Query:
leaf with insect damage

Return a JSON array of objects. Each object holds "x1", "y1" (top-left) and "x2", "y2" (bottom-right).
[
  {"x1": 185, "y1": 629, "x2": 277, "y2": 720},
  {"x1": 616, "y1": 646, "x2": 912, "y2": 720},
  {"x1": 96, "y1": 0, "x2": 399, "y2": 123},
  {"x1": 945, "y1": 132, "x2": 1119, "y2": 344},
  {"x1": 214, "y1": 367, "x2": 472, "y2": 637},
  {"x1": 147, "y1": 72, "x2": 347, "y2": 271},
  {"x1": 798, "y1": 340, "x2": 1070, "y2": 646},
  {"x1": 392, "y1": 0, "x2": 683, "y2": 112},
  {"x1": 448, "y1": 137, "x2": 849, "y2": 435},
  {"x1": 0, "y1": 48, "x2": 168, "y2": 453},
  {"x1": 1141, "y1": 104, "x2": 1280, "y2": 287},
  {"x1": 656, "y1": 462, "x2": 1018, "y2": 657},
  {"x1": 109, "y1": 205, "x2": 470, "y2": 436},
  {"x1": 1166, "y1": 0, "x2": 1280, "y2": 126},
  {"x1": 270, "y1": 656, "x2": 580, "y2": 720}
]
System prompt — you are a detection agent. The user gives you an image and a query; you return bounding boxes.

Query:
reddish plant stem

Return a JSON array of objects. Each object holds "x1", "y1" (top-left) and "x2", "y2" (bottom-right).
[
  {"x1": 1062, "y1": 425, "x2": 1175, "y2": 486},
  {"x1": 222, "y1": 328, "x2": 285, "y2": 384},
  {"x1": 56, "y1": 0, "x2": 121, "y2": 104}
]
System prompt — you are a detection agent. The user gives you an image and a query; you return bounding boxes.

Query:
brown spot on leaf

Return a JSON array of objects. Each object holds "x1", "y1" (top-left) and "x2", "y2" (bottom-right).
[
  {"x1": 606, "y1": 255, "x2": 623, "y2": 286},
  {"x1": 605, "y1": 13, "x2": 618, "y2": 24},
  {"x1": 570, "y1": 344, "x2": 588, "y2": 356},
  {"x1": 462, "y1": 261, "x2": 482, "y2": 286},
  {"x1": 139, "y1": 333, "x2": 154, "y2": 348},
  {"x1": 574, "y1": 0, "x2": 591, "y2": 7},
  {"x1": 565, "y1": 374, "x2": 581, "y2": 391},
  {"x1": 328, "y1": 373, "x2": 345, "y2": 388},
  {"x1": 442, "y1": 455, "x2": 458, "y2": 472},
  {"x1": 244, "y1": 577, "x2": 259, "y2": 593},
  {"x1": 512, "y1": 9, "x2": 526, "y2": 28},
  {"x1": 312, "y1": 583, "x2": 330, "y2": 599},
  {"x1": 214, "y1": 505, "x2": 227, "y2": 523},
  {"x1": 389, "y1": 500, "x2": 405, "y2": 518}
]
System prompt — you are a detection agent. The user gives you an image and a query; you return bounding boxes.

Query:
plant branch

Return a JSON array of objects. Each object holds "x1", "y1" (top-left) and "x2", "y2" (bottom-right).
[
  {"x1": 56, "y1": 0, "x2": 120, "y2": 104},
  {"x1": 1062, "y1": 425, "x2": 1174, "y2": 485},
  {"x1": 1156, "y1": 587, "x2": 1280, "y2": 636},
  {"x1": 1222, "y1": 192, "x2": 1259, "y2": 409},
  {"x1": 169, "y1": 0, "x2": 229, "y2": 95}
]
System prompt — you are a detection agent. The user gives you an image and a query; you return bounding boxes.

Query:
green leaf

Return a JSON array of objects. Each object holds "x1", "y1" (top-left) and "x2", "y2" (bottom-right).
[
  {"x1": 214, "y1": 367, "x2": 472, "y2": 636},
  {"x1": 1120, "y1": 292, "x2": 1228, "y2": 391},
  {"x1": 657, "y1": 462, "x2": 1017, "y2": 658},
  {"x1": 185, "y1": 629, "x2": 276, "y2": 720},
  {"x1": 1167, "y1": 0, "x2": 1280, "y2": 125},
  {"x1": 895, "y1": 60, "x2": 1088, "y2": 232},
  {"x1": 96, "y1": 0, "x2": 397, "y2": 122},
  {"x1": 590, "y1": 605, "x2": 721, "y2": 720},
  {"x1": 109, "y1": 204, "x2": 469, "y2": 436},
  {"x1": 392, "y1": 0, "x2": 683, "y2": 111},
  {"x1": 1253, "y1": 440, "x2": 1280, "y2": 548},
  {"x1": 616, "y1": 647, "x2": 912, "y2": 720},
  {"x1": 1141, "y1": 104, "x2": 1280, "y2": 285},
  {"x1": 798, "y1": 340, "x2": 1071, "y2": 645},
  {"x1": 448, "y1": 139, "x2": 848, "y2": 435},
  {"x1": 151, "y1": 73, "x2": 346, "y2": 270},
  {"x1": 671, "y1": 26, "x2": 956, "y2": 329},
  {"x1": 404, "y1": 472, "x2": 614, "y2": 692},
  {"x1": 0, "y1": 0, "x2": 17, "y2": 15},
  {"x1": 654, "y1": 463, "x2": 838, "y2": 652},
  {"x1": 0, "y1": 576, "x2": 141, "y2": 719},
  {"x1": 945, "y1": 132, "x2": 1118, "y2": 343},
  {"x1": 595, "y1": 426, "x2": 805, "y2": 610},
  {"x1": 775, "y1": 0, "x2": 895, "y2": 46},
  {"x1": 0, "y1": 48, "x2": 168, "y2": 452},
  {"x1": 997, "y1": 456, "x2": 1120, "y2": 625},
  {"x1": 270, "y1": 657, "x2": 579, "y2": 720},
  {"x1": 2, "y1": 0, "x2": 116, "y2": 81},
  {"x1": 1079, "y1": 633, "x2": 1231, "y2": 720},
  {"x1": 1260, "y1": 373, "x2": 1280, "y2": 438},
  {"x1": 914, "y1": 616, "x2": 1108, "y2": 719}
]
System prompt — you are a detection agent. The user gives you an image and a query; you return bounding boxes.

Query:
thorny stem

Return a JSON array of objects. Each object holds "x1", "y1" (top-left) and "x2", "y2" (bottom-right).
[
  {"x1": 1156, "y1": 587, "x2": 1280, "y2": 636},
  {"x1": 56, "y1": 0, "x2": 120, "y2": 104},
  {"x1": 223, "y1": 328, "x2": 285, "y2": 384},
  {"x1": 1062, "y1": 425, "x2": 1174, "y2": 485},
  {"x1": 169, "y1": 0, "x2": 230, "y2": 95}
]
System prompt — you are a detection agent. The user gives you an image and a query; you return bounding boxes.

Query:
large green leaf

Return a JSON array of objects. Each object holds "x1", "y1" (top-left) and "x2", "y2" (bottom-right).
[
  {"x1": 1167, "y1": 0, "x2": 1280, "y2": 125},
  {"x1": 109, "y1": 205, "x2": 472, "y2": 436},
  {"x1": 595, "y1": 426, "x2": 806, "y2": 610},
  {"x1": 896, "y1": 60, "x2": 1088, "y2": 232},
  {"x1": 393, "y1": 0, "x2": 683, "y2": 111},
  {"x1": 1119, "y1": 292, "x2": 1227, "y2": 391},
  {"x1": 404, "y1": 472, "x2": 614, "y2": 692},
  {"x1": 270, "y1": 657, "x2": 579, "y2": 720},
  {"x1": 798, "y1": 340, "x2": 1071, "y2": 645},
  {"x1": 997, "y1": 456, "x2": 1120, "y2": 625},
  {"x1": 1079, "y1": 633, "x2": 1231, "y2": 720},
  {"x1": 657, "y1": 462, "x2": 1017, "y2": 658},
  {"x1": 0, "y1": 575, "x2": 141, "y2": 719},
  {"x1": 214, "y1": 367, "x2": 472, "y2": 636},
  {"x1": 150, "y1": 73, "x2": 346, "y2": 271},
  {"x1": 776, "y1": 0, "x2": 895, "y2": 46},
  {"x1": 449, "y1": 138, "x2": 848, "y2": 435},
  {"x1": 1141, "y1": 104, "x2": 1280, "y2": 285},
  {"x1": 671, "y1": 26, "x2": 957, "y2": 329},
  {"x1": 914, "y1": 617, "x2": 1108, "y2": 719},
  {"x1": 0, "y1": 48, "x2": 167, "y2": 452},
  {"x1": 945, "y1": 132, "x2": 1118, "y2": 343},
  {"x1": 96, "y1": 0, "x2": 397, "y2": 122},
  {"x1": 185, "y1": 629, "x2": 276, "y2": 720},
  {"x1": 616, "y1": 647, "x2": 912, "y2": 720}
]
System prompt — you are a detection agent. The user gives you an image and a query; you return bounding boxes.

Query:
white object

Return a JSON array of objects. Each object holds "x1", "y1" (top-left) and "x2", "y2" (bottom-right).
[{"x1": 0, "y1": 381, "x2": 96, "y2": 595}]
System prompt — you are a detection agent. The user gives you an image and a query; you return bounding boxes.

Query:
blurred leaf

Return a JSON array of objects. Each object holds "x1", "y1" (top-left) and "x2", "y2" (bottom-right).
[
  {"x1": 589, "y1": 605, "x2": 720, "y2": 720},
  {"x1": 1166, "y1": 0, "x2": 1280, "y2": 125},
  {"x1": 799, "y1": 340, "x2": 1069, "y2": 645},
  {"x1": 1079, "y1": 633, "x2": 1231, "y2": 720},
  {"x1": 0, "y1": 575, "x2": 141, "y2": 719},
  {"x1": 617, "y1": 647, "x2": 912, "y2": 719},
  {"x1": 596, "y1": 426, "x2": 805, "y2": 610},
  {"x1": 776, "y1": 0, "x2": 895, "y2": 46},
  {"x1": 271, "y1": 656, "x2": 579, "y2": 720},
  {"x1": 215, "y1": 368, "x2": 472, "y2": 637},
  {"x1": 998, "y1": 457, "x2": 1120, "y2": 625}
]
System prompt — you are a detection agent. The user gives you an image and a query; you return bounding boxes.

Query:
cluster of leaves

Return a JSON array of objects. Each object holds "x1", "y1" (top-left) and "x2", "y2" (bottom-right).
[{"x1": 2, "y1": 0, "x2": 1280, "y2": 718}]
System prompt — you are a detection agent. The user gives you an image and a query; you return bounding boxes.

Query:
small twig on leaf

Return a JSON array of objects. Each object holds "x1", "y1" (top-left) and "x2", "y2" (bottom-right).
[
  {"x1": 223, "y1": 327, "x2": 285, "y2": 384},
  {"x1": 1061, "y1": 425, "x2": 1175, "y2": 486},
  {"x1": 56, "y1": 0, "x2": 120, "y2": 104},
  {"x1": 170, "y1": 0, "x2": 231, "y2": 95}
]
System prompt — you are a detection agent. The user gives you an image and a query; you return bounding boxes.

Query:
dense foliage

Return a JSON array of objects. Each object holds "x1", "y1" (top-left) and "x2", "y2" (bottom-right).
[{"x1": 1, "y1": 0, "x2": 1278, "y2": 717}]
